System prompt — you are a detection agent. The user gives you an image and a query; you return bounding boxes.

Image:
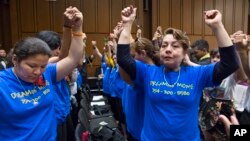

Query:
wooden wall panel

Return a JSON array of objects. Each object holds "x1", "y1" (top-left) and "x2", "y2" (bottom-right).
[
  {"x1": 171, "y1": 0, "x2": 181, "y2": 29},
  {"x1": 21, "y1": 33, "x2": 36, "y2": 39},
  {"x1": 124, "y1": 0, "x2": 136, "y2": 6},
  {"x1": 193, "y1": 0, "x2": 203, "y2": 35},
  {"x1": 224, "y1": 0, "x2": 234, "y2": 34},
  {"x1": 111, "y1": 0, "x2": 123, "y2": 29},
  {"x1": 0, "y1": 1, "x2": 11, "y2": 52},
  {"x1": 68, "y1": 0, "x2": 81, "y2": 9},
  {"x1": 189, "y1": 35, "x2": 202, "y2": 45},
  {"x1": 215, "y1": 0, "x2": 224, "y2": 13},
  {"x1": 0, "y1": 4, "x2": 2, "y2": 49},
  {"x1": 204, "y1": 0, "x2": 214, "y2": 35},
  {"x1": 20, "y1": 0, "x2": 35, "y2": 32},
  {"x1": 52, "y1": 0, "x2": 66, "y2": 33},
  {"x1": 142, "y1": 0, "x2": 150, "y2": 38},
  {"x1": 152, "y1": 0, "x2": 158, "y2": 33},
  {"x1": 159, "y1": 0, "x2": 170, "y2": 29},
  {"x1": 204, "y1": 0, "x2": 214, "y2": 11},
  {"x1": 151, "y1": 0, "x2": 248, "y2": 51},
  {"x1": 244, "y1": 0, "x2": 249, "y2": 33},
  {"x1": 7, "y1": 0, "x2": 249, "y2": 75},
  {"x1": 182, "y1": 0, "x2": 192, "y2": 34},
  {"x1": 83, "y1": 0, "x2": 96, "y2": 32},
  {"x1": 36, "y1": 0, "x2": 51, "y2": 31},
  {"x1": 97, "y1": 0, "x2": 110, "y2": 33},
  {"x1": 204, "y1": 36, "x2": 217, "y2": 49},
  {"x1": 10, "y1": 0, "x2": 19, "y2": 44},
  {"x1": 234, "y1": 0, "x2": 244, "y2": 32}
]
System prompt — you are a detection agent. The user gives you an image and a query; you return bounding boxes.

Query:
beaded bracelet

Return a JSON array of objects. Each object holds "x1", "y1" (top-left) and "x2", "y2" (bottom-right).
[{"x1": 72, "y1": 31, "x2": 83, "y2": 37}]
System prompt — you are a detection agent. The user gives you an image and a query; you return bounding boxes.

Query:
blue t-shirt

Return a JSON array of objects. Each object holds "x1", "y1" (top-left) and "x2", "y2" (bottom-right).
[
  {"x1": 0, "y1": 64, "x2": 57, "y2": 141},
  {"x1": 103, "y1": 66, "x2": 111, "y2": 94},
  {"x1": 107, "y1": 65, "x2": 145, "y2": 140},
  {"x1": 76, "y1": 70, "x2": 83, "y2": 90},
  {"x1": 122, "y1": 83, "x2": 145, "y2": 140},
  {"x1": 101, "y1": 56, "x2": 107, "y2": 75},
  {"x1": 134, "y1": 62, "x2": 215, "y2": 141},
  {"x1": 53, "y1": 78, "x2": 70, "y2": 125},
  {"x1": 109, "y1": 66, "x2": 125, "y2": 98}
]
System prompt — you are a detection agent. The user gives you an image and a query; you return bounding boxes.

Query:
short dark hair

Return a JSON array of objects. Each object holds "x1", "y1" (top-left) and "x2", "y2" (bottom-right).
[
  {"x1": 13, "y1": 37, "x2": 52, "y2": 62},
  {"x1": 36, "y1": 30, "x2": 61, "y2": 50},
  {"x1": 191, "y1": 39, "x2": 209, "y2": 51},
  {"x1": 163, "y1": 28, "x2": 190, "y2": 51},
  {"x1": 210, "y1": 48, "x2": 219, "y2": 58}
]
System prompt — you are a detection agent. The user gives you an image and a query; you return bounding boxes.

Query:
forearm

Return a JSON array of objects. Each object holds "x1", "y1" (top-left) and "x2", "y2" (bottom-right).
[
  {"x1": 59, "y1": 27, "x2": 72, "y2": 60},
  {"x1": 233, "y1": 56, "x2": 247, "y2": 82},
  {"x1": 96, "y1": 50, "x2": 103, "y2": 59},
  {"x1": 68, "y1": 36, "x2": 85, "y2": 66},
  {"x1": 69, "y1": 25, "x2": 84, "y2": 62},
  {"x1": 117, "y1": 44, "x2": 136, "y2": 80},
  {"x1": 118, "y1": 23, "x2": 133, "y2": 44},
  {"x1": 186, "y1": 61, "x2": 199, "y2": 66},
  {"x1": 213, "y1": 45, "x2": 239, "y2": 84},
  {"x1": 238, "y1": 51, "x2": 250, "y2": 79},
  {"x1": 212, "y1": 23, "x2": 233, "y2": 48},
  {"x1": 56, "y1": 34, "x2": 85, "y2": 81},
  {"x1": 112, "y1": 38, "x2": 117, "y2": 54}
]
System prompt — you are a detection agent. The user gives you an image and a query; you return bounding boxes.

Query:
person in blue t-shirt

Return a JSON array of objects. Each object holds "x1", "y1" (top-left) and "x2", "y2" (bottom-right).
[
  {"x1": 36, "y1": 17, "x2": 74, "y2": 141},
  {"x1": 0, "y1": 7, "x2": 85, "y2": 141},
  {"x1": 105, "y1": 20, "x2": 161, "y2": 140},
  {"x1": 117, "y1": 6, "x2": 239, "y2": 141},
  {"x1": 36, "y1": 10, "x2": 85, "y2": 140},
  {"x1": 119, "y1": 37, "x2": 160, "y2": 141}
]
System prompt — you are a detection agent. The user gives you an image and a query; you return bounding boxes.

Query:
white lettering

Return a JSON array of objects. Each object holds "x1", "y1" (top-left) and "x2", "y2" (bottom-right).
[{"x1": 234, "y1": 129, "x2": 247, "y2": 136}]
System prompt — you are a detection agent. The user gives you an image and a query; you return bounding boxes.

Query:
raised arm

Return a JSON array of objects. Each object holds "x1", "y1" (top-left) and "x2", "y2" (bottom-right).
[
  {"x1": 48, "y1": 7, "x2": 72, "y2": 63},
  {"x1": 117, "y1": 5, "x2": 137, "y2": 80},
  {"x1": 233, "y1": 34, "x2": 250, "y2": 79},
  {"x1": 204, "y1": 10, "x2": 239, "y2": 84},
  {"x1": 91, "y1": 40, "x2": 103, "y2": 60},
  {"x1": 56, "y1": 7, "x2": 85, "y2": 81},
  {"x1": 183, "y1": 54, "x2": 200, "y2": 66},
  {"x1": 204, "y1": 10, "x2": 232, "y2": 47},
  {"x1": 59, "y1": 7, "x2": 73, "y2": 60}
]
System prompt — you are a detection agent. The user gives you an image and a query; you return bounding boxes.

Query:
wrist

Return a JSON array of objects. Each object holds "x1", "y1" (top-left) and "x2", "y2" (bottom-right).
[
  {"x1": 211, "y1": 22, "x2": 224, "y2": 32},
  {"x1": 63, "y1": 27, "x2": 71, "y2": 32},
  {"x1": 63, "y1": 24, "x2": 71, "y2": 29},
  {"x1": 123, "y1": 22, "x2": 133, "y2": 28},
  {"x1": 72, "y1": 31, "x2": 83, "y2": 37},
  {"x1": 72, "y1": 27, "x2": 82, "y2": 32}
]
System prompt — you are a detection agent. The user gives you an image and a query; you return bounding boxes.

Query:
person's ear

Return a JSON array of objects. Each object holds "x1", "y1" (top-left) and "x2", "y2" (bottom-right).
[
  {"x1": 141, "y1": 49, "x2": 147, "y2": 58},
  {"x1": 183, "y1": 49, "x2": 188, "y2": 56},
  {"x1": 12, "y1": 54, "x2": 17, "y2": 66},
  {"x1": 201, "y1": 48, "x2": 207, "y2": 53}
]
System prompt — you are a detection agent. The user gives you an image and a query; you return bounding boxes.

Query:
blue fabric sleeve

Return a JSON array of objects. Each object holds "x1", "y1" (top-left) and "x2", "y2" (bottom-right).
[
  {"x1": 103, "y1": 67, "x2": 111, "y2": 94},
  {"x1": 213, "y1": 45, "x2": 239, "y2": 85},
  {"x1": 46, "y1": 63, "x2": 57, "y2": 84},
  {"x1": 117, "y1": 44, "x2": 136, "y2": 80}
]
